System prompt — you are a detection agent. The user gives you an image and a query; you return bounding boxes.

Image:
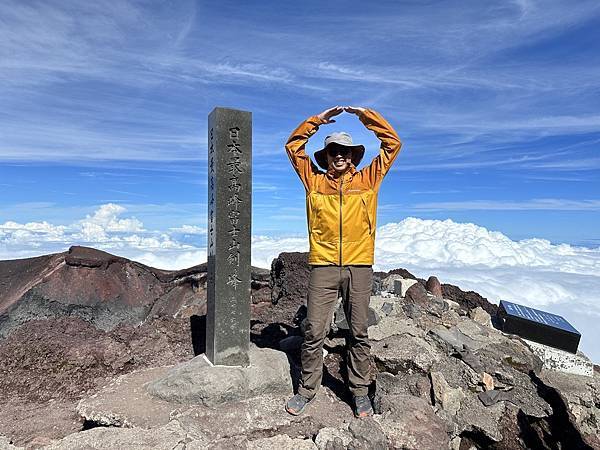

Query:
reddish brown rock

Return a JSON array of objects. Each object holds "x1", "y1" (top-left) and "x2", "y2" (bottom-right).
[
  {"x1": 426, "y1": 276, "x2": 443, "y2": 298},
  {"x1": 0, "y1": 246, "x2": 270, "y2": 336},
  {"x1": 404, "y1": 283, "x2": 429, "y2": 305}
]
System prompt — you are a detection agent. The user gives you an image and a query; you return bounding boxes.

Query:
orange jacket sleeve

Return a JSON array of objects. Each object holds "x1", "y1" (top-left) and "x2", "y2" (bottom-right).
[
  {"x1": 285, "y1": 115, "x2": 326, "y2": 192},
  {"x1": 358, "y1": 109, "x2": 402, "y2": 190}
]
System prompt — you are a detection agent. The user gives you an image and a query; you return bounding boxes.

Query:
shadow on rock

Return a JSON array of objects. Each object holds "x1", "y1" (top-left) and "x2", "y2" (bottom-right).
[{"x1": 190, "y1": 314, "x2": 206, "y2": 356}]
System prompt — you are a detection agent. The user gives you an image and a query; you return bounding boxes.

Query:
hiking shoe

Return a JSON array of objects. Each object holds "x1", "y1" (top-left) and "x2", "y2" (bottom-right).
[
  {"x1": 285, "y1": 393, "x2": 313, "y2": 415},
  {"x1": 354, "y1": 395, "x2": 373, "y2": 417}
]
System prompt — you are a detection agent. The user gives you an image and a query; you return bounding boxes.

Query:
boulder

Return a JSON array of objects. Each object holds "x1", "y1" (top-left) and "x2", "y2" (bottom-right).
[
  {"x1": 372, "y1": 334, "x2": 439, "y2": 374},
  {"x1": 368, "y1": 316, "x2": 424, "y2": 342},
  {"x1": 375, "y1": 394, "x2": 449, "y2": 450},
  {"x1": 43, "y1": 420, "x2": 206, "y2": 450},
  {"x1": 369, "y1": 295, "x2": 397, "y2": 319},
  {"x1": 469, "y1": 307, "x2": 492, "y2": 327},
  {"x1": 443, "y1": 299, "x2": 461, "y2": 310},
  {"x1": 425, "y1": 276, "x2": 443, "y2": 298},
  {"x1": 374, "y1": 371, "x2": 432, "y2": 408},
  {"x1": 0, "y1": 435, "x2": 23, "y2": 450},
  {"x1": 347, "y1": 418, "x2": 388, "y2": 450},
  {"x1": 456, "y1": 394, "x2": 506, "y2": 442},
  {"x1": 404, "y1": 283, "x2": 429, "y2": 305},
  {"x1": 430, "y1": 371, "x2": 465, "y2": 416},
  {"x1": 314, "y1": 426, "x2": 353, "y2": 450},
  {"x1": 147, "y1": 345, "x2": 292, "y2": 406},
  {"x1": 540, "y1": 369, "x2": 600, "y2": 447}
]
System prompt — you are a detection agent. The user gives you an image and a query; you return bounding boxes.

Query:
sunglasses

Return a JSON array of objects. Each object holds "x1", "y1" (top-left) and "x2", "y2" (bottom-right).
[{"x1": 327, "y1": 146, "x2": 352, "y2": 158}]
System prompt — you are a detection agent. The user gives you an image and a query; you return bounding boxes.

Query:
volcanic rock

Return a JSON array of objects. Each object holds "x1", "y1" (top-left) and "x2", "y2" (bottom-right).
[
  {"x1": 470, "y1": 306, "x2": 492, "y2": 327},
  {"x1": 147, "y1": 345, "x2": 292, "y2": 407},
  {"x1": 1, "y1": 249, "x2": 599, "y2": 449},
  {"x1": 426, "y1": 276, "x2": 443, "y2": 298},
  {"x1": 404, "y1": 282, "x2": 430, "y2": 305},
  {"x1": 385, "y1": 267, "x2": 418, "y2": 280},
  {"x1": 372, "y1": 334, "x2": 439, "y2": 374},
  {"x1": 269, "y1": 252, "x2": 310, "y2": 305},
  {"x1": 441, "y1": 282, "x2": 498, "y2": 316},
  {"x1": 247, "y1": 434, "x2": 317, "y2": 449},
  {"x1": 314, "y1": 426, "x2": 353, "y2": 449},
  {"x1": 347, "y1": 418, "x2": 388, "y2": 450},
  {"x1": 0, "y1": 246, "x2": 271, "y2": 337},
  {"x1": 430, "y1": 371, "x2": 465, "y2": 416},
  {"x1": 44, "y1": 420, "x2": 205, "y2": 450},
  {"x1": 376, "y1": 393, "x2": 449, "y2": 450}
]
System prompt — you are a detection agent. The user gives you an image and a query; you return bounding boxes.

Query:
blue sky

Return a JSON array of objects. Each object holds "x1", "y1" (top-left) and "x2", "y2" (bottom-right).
[
  {"x1": 2, "y1": 1, "x2": 600, "y2": 360},
  {"x1": 1, "y1": 0, "x2": 599, "y2": 246}
]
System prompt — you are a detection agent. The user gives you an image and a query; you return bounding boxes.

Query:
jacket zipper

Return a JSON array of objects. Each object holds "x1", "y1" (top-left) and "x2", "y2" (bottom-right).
[{"x1": 339, "y1": 174, "x2": 343, "y2": 266}]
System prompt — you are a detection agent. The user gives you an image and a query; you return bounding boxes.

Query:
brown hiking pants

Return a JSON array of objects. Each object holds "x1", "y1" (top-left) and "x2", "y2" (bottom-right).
[{"x1": 298, "y1": 265, "x2": 373, "y2": 398}]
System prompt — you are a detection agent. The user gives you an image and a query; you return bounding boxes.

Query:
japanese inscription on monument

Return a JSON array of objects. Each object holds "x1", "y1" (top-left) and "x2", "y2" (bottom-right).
[{"x1": 207, "y1": 107, "x2": 252, "y2": 366}]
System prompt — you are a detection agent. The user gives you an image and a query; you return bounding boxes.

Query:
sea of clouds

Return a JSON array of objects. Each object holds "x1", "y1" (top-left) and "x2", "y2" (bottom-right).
[{"x1": 1, "y1": 204, "x2": 599, "y2": 362}]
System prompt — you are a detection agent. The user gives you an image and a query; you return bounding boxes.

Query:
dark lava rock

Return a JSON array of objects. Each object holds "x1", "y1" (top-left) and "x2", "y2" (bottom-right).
[
  {"x1": 348, "y1": 417, "x2": 387, "y2": 450},
  {"x1": 251, "y1": 267, "x2": 271, "y2": 304},
  {"x1": 269, "y1": 252, "x2": 310, "y2": 305},
  {"x1": 385, "y1": 267, "x2": 418, "y2": 280},
  {"x1": 0, "y1": 314, "x2": 195, "y2": 446},
  {"x1": 442, "y1": 283, "x2": 498, "y2": 316}
]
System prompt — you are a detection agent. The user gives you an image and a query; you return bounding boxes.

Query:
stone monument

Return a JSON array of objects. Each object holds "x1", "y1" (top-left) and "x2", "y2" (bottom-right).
[{"x1": 206, "y1": 107, "x2": 252, "y2": 366}]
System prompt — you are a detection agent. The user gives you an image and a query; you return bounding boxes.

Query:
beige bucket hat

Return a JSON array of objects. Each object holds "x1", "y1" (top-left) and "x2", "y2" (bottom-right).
[{"x1": 314, "y1": 132, "x2": 365, "y2": 170}]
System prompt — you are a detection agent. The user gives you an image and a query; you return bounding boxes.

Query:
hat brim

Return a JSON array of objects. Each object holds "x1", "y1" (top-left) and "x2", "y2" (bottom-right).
[{"x1": 314, "y1": 143, "x2": 365, "y2": 171}]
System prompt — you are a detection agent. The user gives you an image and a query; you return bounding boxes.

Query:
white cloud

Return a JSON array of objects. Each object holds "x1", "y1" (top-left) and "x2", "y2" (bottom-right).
[
  {"x1": 370, "y1": 218, "x2": 600, "y2": 362},
  {"x1": 2, "y1": 207, "x2": 600, "y2": 362},
  {"x1": 253, "y1": 218, "x2": 600, "y2": 362},
  {"x1": 169, "y1": 224, "x2": 206, "y2": 235},
  {"x1": 251, "y1": 235, "x2": 309, "y2": 270},
  {"x1": 79, "y1": 203, "x2": 143, "y2": 232},
  {"x1": 410, "y1": 199, "x2": 600, "y2": 211},
  {"x1": 0, "y1": 203, "x2": 189, "y2": 260},
  {"x1": 125, "y1": 249, "x2": 206, "y2": 270}
]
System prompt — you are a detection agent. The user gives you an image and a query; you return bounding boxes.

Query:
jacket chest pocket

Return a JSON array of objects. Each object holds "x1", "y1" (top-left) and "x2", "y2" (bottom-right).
[
  {"x1": 361, "y1": 196, "x2": 373, "y2": 235},
  {"x1": 342, "y1": 194, "x2": 372, "y2": 242}
]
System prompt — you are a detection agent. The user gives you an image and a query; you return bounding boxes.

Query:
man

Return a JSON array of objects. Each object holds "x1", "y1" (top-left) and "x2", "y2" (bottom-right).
[{"x1": 284, "y1": 105, "x2": 402, "y2": 417}]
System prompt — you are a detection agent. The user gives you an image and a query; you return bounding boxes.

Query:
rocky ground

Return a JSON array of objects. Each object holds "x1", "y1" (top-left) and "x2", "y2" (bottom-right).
[{"x1": 0, "y1": 250, "x2": 598, "y2": 449}]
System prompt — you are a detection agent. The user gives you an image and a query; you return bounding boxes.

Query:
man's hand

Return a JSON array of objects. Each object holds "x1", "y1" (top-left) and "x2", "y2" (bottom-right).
[
  {"x1": 317, "y1": 106, "x2": 344, "y2": 124},
  {"x1": 344, "y1": 106, "x2": 366, "y2": 116}
]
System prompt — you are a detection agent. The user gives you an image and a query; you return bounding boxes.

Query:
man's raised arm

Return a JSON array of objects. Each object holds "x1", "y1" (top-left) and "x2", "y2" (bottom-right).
[
  {"x1": 285, "y1": 106, "x2": 344, "y2": 191},
  {"x1": 346, "y1": 106, "x2": 402, "y2": 190}
]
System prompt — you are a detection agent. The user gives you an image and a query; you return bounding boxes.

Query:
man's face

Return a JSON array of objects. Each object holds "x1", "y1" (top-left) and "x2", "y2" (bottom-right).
[{"x1": 326, "y1": 145, "x2": 352, "y2": 173}]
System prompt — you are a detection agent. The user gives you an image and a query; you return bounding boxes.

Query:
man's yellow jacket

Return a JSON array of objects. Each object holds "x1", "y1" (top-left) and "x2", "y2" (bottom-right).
[{"x1": 285, "y1": 109, "x2": 402, "y2": 266}]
